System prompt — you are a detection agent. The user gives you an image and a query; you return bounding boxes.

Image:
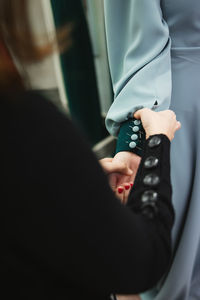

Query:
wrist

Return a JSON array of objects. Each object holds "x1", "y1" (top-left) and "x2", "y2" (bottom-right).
[{"x1": 115, "y1": 118, "x2": 145, "y2": 156}]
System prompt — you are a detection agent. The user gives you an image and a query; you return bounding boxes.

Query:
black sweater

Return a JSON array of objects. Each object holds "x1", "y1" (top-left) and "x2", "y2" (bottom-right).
[{"x1": 0, "y1": 91, "x2": 174, "y2": 299}]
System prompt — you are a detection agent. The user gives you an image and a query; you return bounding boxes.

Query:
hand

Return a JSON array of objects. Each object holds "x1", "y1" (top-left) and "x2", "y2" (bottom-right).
[
  {"x1": 99, "y1": 157, "x2": 135, "y2": 204},
  {"x1": 134, "y1": 108, "x2": 181, "y2": 140},
  {"x1": 116, "y1": 295, "x2": 141, "y2": 300},
  {"x1": 99, "y1": 157, "x2": 133, "y2": 176},
  {"x1": 108, "y1": 151, "x2": 141, "y2": 204}
]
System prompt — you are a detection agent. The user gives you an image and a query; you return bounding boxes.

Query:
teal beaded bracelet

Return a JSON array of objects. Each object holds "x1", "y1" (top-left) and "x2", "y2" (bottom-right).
[{"x1": 115, "y1": 118, "x2": 146, "y2": 156}]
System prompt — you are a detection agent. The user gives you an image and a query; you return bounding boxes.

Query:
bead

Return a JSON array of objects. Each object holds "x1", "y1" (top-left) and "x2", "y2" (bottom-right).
[
  {"x1": 143, "y1": 173, "x2": 160, "y2": 186},
  {"x1": 141, "y1": 190, "x2": 158, "y2": 203},
  {"x1": 148, "y1": 136, "x2": 161, "y2": 148},
  {"x1": 129, "y1": 141, "x2": 137, "y2": 149},
  {"x1": 131, "y1": 134, "x2": 138, "y2": 141},
  {"x1": 132, "y1": 126, "x2": 139, "y2": 132},
  {"x1": 144, "y1": 156, "x2": 159, "y2": 169}
]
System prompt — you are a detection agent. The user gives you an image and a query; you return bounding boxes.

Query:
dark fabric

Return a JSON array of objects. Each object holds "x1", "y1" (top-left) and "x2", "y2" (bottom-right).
[
  {"x1": 1, "y1": 91, "x2": 174, "y2": 299},
  {"x1": 116, "y1": 118, "x2": 146, "y2": 156},
  {"x1": 50, "y1": 0, "x2": 104, "y2": 145}
]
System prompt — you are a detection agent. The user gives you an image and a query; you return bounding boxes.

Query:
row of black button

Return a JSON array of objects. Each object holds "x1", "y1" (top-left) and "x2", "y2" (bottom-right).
[{"x1": 140, "y1": 136, "x2": 162, "y2": 219}]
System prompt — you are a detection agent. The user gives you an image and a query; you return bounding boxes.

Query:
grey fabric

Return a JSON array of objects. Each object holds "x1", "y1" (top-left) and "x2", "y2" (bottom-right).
[{"x1": 104, "y1": 0, "x2": 200, "y2": 299}]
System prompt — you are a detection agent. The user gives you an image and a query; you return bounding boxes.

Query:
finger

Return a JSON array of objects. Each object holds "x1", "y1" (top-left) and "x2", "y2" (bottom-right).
[
  {"x1": 99, "y1": 158, "x2": 113, "y2": 164},
  {"x1": 102, "y1": 157, "x2": 113, "y2": 162},
  {"x1": 117, "y1": 295, "x2": 141, "y2": 300},
  {"x1": 133, "y1": 109, "x2": 142, "y2": 119},
  {"x1": 106, "y1": 162, "x2": 133, "y2": 176},
  {"x1": 176, "y1": 121, "x2": 181, "y2": 131},
  {"x1": 129, "y1": 182, "x2": 134, "y2": 189},
  {"x1": 117, "y1": 163, "x2": 133, "y2": 176},
  {"x1": 108, "y1": 172, "x2": 118, "y2": 191},
  {"x1": 123, "y1": 183, "x2": 132, "y2": 204},
  {"x1": 116, "y1": 186, "x2": 125, "y2": 203},
  {"x1": 134, "y1": 108, "x2": 150, "y2": 119}
]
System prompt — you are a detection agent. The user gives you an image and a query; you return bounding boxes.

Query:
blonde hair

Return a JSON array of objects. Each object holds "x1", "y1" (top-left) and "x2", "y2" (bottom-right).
[{"x1": 0, "y1": 0, "x2": 72, "y2": 91}]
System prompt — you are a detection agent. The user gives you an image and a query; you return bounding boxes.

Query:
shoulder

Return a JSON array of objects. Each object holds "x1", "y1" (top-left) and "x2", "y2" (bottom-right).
[
  {"x1": 1, "y1": 90, "x2": 92, "y2": 155},
  {"x1": 1, "y1": 90, "x2": 78, "y2": 137}
]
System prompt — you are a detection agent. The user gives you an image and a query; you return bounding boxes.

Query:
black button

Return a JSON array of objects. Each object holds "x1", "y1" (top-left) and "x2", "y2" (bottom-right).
[
  {"x1": 143, "y1": 174, "x2": 160, "y2": 186},
  {"x1": 141, "y1": 190, "x2": 158, "y2": 203},
  {"x1": 144, "y1": 156, "x2": 159, "y2": 169},
  {"x1": 148, "y1": 136, "x2": 161, "y2": 148},
  {"x1": 141, "y1": 203, "x2": 158, "y2": 219}
]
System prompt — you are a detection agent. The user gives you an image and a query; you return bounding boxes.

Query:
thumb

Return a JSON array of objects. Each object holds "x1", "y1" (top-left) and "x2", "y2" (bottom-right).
[
  {"x1": 134, "y1": 109, "x2": 143, "y2": 119},
  {"x1": 134, "y1": 108, "x2": 151, "y2": 119}
]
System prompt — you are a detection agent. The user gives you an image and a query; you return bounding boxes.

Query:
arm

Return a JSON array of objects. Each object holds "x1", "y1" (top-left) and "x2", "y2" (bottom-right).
[
  {"x1": 104, "y1": 0, "x2": 171, "y2": 196},
  {"x1": 7, "y1": 94, "x2": 174, "y2": 295},
  {"x1": 99, "y1": 157, "x2": 133, "y2": 176},
  {"x1": 104, "y1": 0, "x2": 171, "y2": 136}
]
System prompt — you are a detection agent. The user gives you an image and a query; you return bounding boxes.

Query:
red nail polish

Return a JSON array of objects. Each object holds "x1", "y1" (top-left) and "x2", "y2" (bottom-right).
[
  {"x1": 118, "y1": 187, "x2": 124, "y2": 194},
  {"x1": 125, "y1": 184, "x2": 130, "y2": 190},
  {"x1": 130, "y1": 183, "x2": 133, "y2": 187}
]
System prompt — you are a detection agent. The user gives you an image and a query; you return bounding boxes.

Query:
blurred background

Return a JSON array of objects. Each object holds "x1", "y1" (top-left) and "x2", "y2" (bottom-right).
[{"x1": 23, "y1": 0, "x2": 115, "y2": 158}]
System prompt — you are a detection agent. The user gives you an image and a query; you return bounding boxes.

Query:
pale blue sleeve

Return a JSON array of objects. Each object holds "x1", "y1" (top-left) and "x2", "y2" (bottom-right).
[{"x1": 104, "y1": 0, "x2": 171, "y2": 136}]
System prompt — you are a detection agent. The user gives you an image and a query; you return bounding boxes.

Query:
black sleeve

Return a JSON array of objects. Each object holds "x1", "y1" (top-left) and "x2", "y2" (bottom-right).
[{"x1": 4, "y1": 92, "x2": 174, "y2": 295}]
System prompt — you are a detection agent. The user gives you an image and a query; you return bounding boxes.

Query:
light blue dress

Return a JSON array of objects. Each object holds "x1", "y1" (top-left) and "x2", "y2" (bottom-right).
[{"x1": 104, "y1": 1, "x2": 200, "y2": 299}]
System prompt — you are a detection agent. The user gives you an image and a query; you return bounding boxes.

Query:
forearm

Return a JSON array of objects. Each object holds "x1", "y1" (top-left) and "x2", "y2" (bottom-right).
[
  {"x1": 113, "y1": 134, "x2": 174, "y2": 293},
  {"x1": 98, "y1": 134, "x2": 174, "y2": 294},
  {"x1": 128, "y1": 133, "x2": 174, "y2": 264}
]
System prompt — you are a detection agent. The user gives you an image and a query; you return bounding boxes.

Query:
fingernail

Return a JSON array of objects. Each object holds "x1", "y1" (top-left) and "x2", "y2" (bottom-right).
[
  {"x1": 118, "y1": 187, "x2": 124, "y2": 194},
  {"x1": 130, "y1": 183, "x2": 133, "y2": 187},
  {"x1": 124, "y1": 184, "x2": 130, "y2": 190}
]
